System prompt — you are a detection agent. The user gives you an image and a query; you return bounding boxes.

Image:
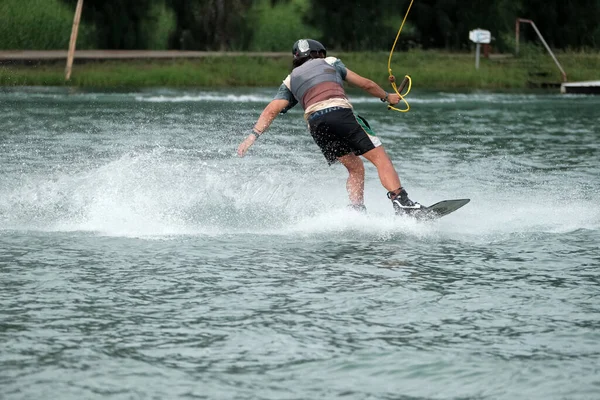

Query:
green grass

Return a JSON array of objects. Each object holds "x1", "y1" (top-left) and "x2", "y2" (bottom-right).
[
  {"x1": 1, "y1": 50, "x2": 599, "y2": 90},
  {"x1": 0, "y1": 0, "x2": 95, "y2": 50}
]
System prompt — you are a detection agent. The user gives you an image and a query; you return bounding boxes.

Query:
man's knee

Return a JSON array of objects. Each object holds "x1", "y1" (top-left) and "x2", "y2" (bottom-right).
[{"x1": 346, "y1": 158, "x2": 365, "y2": 175}]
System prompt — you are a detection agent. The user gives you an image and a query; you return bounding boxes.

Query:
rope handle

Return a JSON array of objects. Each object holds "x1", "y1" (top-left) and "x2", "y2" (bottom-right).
[{"x1": 387, "y1": 0, "x2": 414, "y2": 113}]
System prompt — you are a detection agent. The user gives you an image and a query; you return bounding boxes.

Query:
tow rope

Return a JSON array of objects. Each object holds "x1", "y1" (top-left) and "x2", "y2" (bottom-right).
[{"x1": 387, "y1": 0, "x2": 414, "y2": 112}]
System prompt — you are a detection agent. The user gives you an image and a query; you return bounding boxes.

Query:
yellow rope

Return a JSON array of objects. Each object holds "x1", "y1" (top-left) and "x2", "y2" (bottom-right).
[{"x1": 387, "y1": 0, "x2": 414, "y2": 112}]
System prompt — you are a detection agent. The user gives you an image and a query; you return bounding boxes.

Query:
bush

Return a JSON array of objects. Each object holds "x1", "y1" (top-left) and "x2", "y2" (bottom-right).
[
  {"x1": 0, "y1": 0, "x2": 95, "y2": 50},
  {"x1": 248, "y1": 0, "x2": 321, "y2": 52},
  {"x1": 139, "y1": 1, "x2": 177, "y2": 50}
]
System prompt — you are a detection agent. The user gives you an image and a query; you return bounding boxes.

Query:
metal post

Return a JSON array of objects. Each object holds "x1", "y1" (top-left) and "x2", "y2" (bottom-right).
[
  {"x1": 475, "y1": 43, "x2": 480, "y2": 70},
  {"x1": 515, "y1": 18, "x2": 567, "y2": 82},
  {"x1": 65, "y1": 0, "x2": 84, "y2": 81},
  {"x1": 529, "y1": 21, "x2": 567, "y2": 82}
]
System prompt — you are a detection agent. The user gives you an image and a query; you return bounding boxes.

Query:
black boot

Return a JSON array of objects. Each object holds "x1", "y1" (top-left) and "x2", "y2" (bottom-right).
[{"x1": 388, "y1": 188, "x2": 424, "y2": 215}]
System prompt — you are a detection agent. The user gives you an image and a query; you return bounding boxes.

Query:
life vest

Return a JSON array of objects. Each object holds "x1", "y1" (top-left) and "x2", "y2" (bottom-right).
[{"x1": 289, "y1": 58, "x2": 346, "y2": 109}]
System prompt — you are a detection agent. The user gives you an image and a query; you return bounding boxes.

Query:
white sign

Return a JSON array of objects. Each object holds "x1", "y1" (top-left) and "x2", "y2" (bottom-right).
[{"x1": 469, "y1": 29, "x2": 491, "y2": 44}]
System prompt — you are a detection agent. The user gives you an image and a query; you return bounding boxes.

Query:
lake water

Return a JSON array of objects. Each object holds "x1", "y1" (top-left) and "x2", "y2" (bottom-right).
[{"x1": 1, "y1": 87, "x2": 599, "y2": 399}]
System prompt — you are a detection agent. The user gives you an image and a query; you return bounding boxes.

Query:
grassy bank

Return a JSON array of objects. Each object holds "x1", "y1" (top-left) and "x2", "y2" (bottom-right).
[{"x1": 1, "y1": 50, "x2": 599, "y2": 90}]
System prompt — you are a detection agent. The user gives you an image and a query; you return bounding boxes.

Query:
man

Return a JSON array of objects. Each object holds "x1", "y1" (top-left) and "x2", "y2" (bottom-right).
[{"x1": 237, "y1": 38, "x2": 423, "y2": 215}]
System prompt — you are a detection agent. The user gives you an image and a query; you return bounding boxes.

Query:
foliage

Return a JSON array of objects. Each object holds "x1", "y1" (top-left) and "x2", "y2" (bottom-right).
[
  {"x1": 304, "y1": 0, "x2": 401, "y2": 51},
  {"x1": 140, "y1": 1, "x2": 177, "y2": 50},
  {"x1": 61, "y1": 0, "x2": 176, "y2": 49},
  {"x1": 307, "y1": 0, "x2": 600, "y2": 52},
  {"x1": 167, "y1": 0, "x2": 254, "y2": 50},
  {"x1": 248, "y1": 0, "x2": 320, "y2": 52},
  {"x1": 0, "y1": 0, "x2": 94, "y2": 50},
  {"x1": 6, "y1": 0, "x2": 600, "y2": 51}
]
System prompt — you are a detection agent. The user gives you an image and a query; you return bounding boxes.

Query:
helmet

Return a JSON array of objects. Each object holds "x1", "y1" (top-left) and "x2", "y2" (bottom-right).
[{"x1": 292, "y1": 39, "x2": 327, "y2": 59}]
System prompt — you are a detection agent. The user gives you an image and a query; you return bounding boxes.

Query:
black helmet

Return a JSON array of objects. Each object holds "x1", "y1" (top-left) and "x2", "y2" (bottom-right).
[{"x1": 292, "y1": 39, "x2": 327, "y2": 59}]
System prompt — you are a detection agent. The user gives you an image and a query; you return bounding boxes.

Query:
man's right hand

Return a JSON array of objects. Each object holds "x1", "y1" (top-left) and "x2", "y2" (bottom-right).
[
  {"x1": 237, "y1": 134, "x2": 256, "y2": 157},
  {"x1": 387, "y1": 92, "x2": 401, "y2": 105}
]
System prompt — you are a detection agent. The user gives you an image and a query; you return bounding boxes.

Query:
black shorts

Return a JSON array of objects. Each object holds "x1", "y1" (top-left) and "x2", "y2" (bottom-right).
[{"x1": 307, "y1": 107, "x2": 382, "y2": 165}]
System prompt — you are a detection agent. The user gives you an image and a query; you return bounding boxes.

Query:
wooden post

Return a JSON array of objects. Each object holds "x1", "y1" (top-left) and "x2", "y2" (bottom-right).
[
  {"x1": 483, "y1": 44, "x2": 490, "y2": 58},
  {"x1": 515, "y1": 18, "x2": 520, "y2": 55},
  {"x1": 65, "y1": 0, "x2": 84, "y2": 81}
]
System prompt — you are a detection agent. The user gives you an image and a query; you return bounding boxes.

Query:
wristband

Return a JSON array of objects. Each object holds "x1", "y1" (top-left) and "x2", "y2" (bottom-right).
[
  {"x1": 380, "y1": 92, "x2": 389, "y2": 103},
  {"x1": 249, "y1": 128, "x2": 262, "y2": 139}
]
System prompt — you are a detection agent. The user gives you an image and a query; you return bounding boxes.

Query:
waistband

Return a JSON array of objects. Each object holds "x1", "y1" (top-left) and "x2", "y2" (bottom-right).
[{"x1": 307, "y1": 106, "x2": 347, "y2": 122}]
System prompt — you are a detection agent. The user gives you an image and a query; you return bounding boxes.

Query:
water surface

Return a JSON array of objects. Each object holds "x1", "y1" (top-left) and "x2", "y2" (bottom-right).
[{"x1": 1, "y1": 87, "x2": 599, "y2": 399}]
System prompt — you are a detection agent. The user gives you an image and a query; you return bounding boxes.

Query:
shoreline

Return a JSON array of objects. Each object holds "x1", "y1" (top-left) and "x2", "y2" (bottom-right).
[
  {"x1": 0, "y1": 50, "x2": 290, "y2": 63},
  {"x1": 1, "y1": 50, "x2": 598, "y2": 91}
]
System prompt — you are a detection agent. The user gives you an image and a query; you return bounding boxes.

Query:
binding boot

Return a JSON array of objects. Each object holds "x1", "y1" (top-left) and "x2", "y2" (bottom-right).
[{"x1": 387, "y1": 187, "x2": 424, "y2": 215}]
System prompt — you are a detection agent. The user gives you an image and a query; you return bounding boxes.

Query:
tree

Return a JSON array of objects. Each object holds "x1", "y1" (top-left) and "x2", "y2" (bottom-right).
[
  {"x1": 305, "y1": 0, "x2": 400, "y2": 51},
  {"x1": 61, "y1": 0, "x2": 176, "y2": 49},
  {"x1": 168, "y1": 0, "x2": 254, "y2": 50},
  {"x1": 56, "y1": 0, "x2": 600, "y2": 51}
]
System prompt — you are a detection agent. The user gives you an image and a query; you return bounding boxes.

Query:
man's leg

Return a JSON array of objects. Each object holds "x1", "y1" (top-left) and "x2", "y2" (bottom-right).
[
  {"x1": 337, "y1": 153, "x2": 365, "y2": 207},
  {"x1": 361, "y1": 146, "x2": 422, "y2": 213},
  {"x1": 360, "y1": 146, "x2": 401, "y2": 193}
]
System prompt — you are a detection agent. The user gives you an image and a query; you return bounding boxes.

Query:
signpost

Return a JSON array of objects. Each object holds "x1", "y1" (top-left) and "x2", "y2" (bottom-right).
[{"x1": 469, "y1": 29, "x2": 491, "y2": 70}]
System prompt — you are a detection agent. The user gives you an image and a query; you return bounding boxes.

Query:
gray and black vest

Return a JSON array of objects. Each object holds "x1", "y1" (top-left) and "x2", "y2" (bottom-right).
[{"x1": 290, "y1": 59, "x2": 344, "y2": 108}]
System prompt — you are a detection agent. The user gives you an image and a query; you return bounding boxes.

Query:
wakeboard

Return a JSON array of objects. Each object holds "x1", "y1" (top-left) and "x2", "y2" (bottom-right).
[{"x1": 408, "y1": 199, "x2": 470, "y2": 220}]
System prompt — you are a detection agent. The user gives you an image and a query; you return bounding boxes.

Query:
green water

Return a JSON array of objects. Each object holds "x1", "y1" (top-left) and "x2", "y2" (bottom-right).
[{"x1": 1, "y1": 87, "x2": 599, "y2": 399}]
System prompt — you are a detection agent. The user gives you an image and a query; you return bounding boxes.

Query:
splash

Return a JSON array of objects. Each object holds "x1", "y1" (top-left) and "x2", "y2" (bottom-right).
[{"x1": 1, "y1": 148, "x2": 597, "y2": 241}]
